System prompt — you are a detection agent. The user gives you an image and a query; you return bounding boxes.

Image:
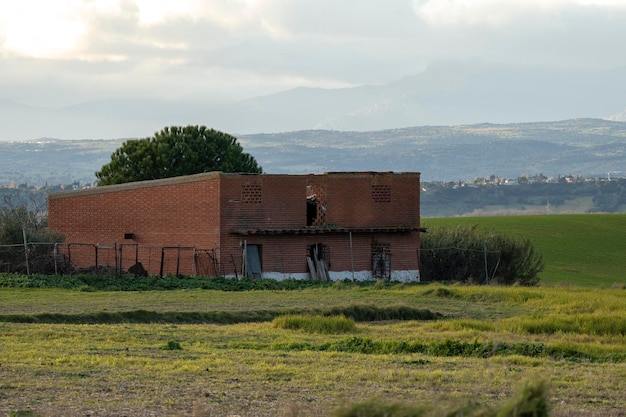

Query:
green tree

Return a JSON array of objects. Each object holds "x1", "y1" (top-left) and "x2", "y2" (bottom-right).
[{"x1": 95, "y1": 126, "x2": 262, "y2": 185}]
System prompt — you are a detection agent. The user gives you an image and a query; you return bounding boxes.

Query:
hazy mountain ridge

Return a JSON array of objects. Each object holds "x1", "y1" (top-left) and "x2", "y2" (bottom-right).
[
  {"x1": 3, "y1": 62, "x2": 626, "y2": 140},
  {"x1": 1, "y1": 118, "x2": 625, "y2": 186}
]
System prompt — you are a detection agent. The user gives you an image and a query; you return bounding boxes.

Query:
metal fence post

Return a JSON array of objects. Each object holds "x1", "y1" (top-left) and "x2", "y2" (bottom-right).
[
  {"x1": 22, "y1": 229, "x2": 30, "y2": 275},
  {"x1": 54, "y1": 243, "x2": 58, "y2": 275},
  {"x1": 160, "y1": 247, "x2": 165, "y2": 277}
]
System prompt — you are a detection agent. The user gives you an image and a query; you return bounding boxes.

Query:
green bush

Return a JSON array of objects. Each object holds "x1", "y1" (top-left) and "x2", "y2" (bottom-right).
[
  {"x1": 163, "y1": 340, "x2": 182, "y2": 350},
  {"x1": 420, "y1": 225, "x2": 543, "y2": 285}
]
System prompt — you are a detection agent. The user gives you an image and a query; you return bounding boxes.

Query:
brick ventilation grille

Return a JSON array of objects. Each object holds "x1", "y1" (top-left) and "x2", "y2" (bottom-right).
[
  {"x1": 371, "y1": 185, "x2": 391, "y2": 203},
  {"x1": 242, "y1": 184, "x2": 263, "y2": 203}
]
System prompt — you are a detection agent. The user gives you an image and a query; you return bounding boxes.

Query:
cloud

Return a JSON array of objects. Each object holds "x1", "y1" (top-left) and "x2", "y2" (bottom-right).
[
  {"x1": 413, "y1": 0, "x2": 626, "y2": 28},
  {"x1": 0, "y1": 1, "x2": 87, "y2": 58},
  {"x1": 2, "y1": 0, "x2": 626, "y2": 113}
]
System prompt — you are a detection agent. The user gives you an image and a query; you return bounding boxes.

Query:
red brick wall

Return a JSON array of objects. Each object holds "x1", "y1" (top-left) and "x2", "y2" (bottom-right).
[
  {"x1": 48, "y1": 173, "x2": 222, "y2": 248},
  {"x1": 217, "y1": 174, "x2": 308, "y2": 275},
  {"x1": 219, "y1": 174, "x2": 307, "y2": 230},
  {"x1": 226, "y1": 232, "x2": 420, "y2": 276},
  {"x1": 218, "y1": 172, "x2": 422, "y2": 277},
  {"x1": 48, "y1": 171, "x2": 421, "y2": 277},
  {"x1": 320, "y1": 172, "x2": 420, "y2": 228}
]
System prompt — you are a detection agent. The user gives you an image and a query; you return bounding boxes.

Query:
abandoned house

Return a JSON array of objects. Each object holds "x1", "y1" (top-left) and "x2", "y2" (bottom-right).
[{"x1": 47, "y1": 171, "x2": 424, "y2": 281}]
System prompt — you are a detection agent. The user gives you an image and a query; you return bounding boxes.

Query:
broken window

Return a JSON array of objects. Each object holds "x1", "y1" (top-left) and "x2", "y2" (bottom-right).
[
  {"x1": 372, "y1": 241, "x2": 391, "y2": 281},
  {"x1": 307, "y1": 243, "x2": 329, "y2": 281},
  {"x1": 306, "y1": 185, "x2": 326, "y2": 226}
]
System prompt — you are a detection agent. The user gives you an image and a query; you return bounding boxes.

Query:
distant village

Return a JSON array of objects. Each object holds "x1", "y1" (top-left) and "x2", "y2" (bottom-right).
[
  {"x1": 1, "y1": 172, "x2": 624, "y2": 192},
  {"x1": 426, "y1": 172, "x2": 623, "y2": 188}
]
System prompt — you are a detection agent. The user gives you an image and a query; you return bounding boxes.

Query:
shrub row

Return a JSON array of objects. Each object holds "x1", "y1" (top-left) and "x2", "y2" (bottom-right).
[
  {"x1": 263, "y1": 336, "x2": 626, "y2": 363},
  {"x1": 0, "y1": 273, "x2": 397, "y2": 291},
  {"x1": 0, "y1": 304, "x2": 440, "y2": 325},
  {"x1": 420, "y1": 225, "x2": 544, "y2": 286}
]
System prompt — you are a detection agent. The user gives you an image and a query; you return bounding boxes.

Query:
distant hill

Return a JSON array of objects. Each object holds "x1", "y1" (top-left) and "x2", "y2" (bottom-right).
[
  {"x1": 0, "y1": 139, "x2": 125, "y2": 186},
  {"x1": 1, "y1": 118, "x2": 625, "y2": 186},
  {"x1": 238, "y1": 118, "x2": 626, "y2": 180}
]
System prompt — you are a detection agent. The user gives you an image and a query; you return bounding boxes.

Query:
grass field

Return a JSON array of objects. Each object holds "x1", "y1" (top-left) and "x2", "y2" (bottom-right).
[
  {"x1": 422, "y1": 213, "x2": 626, "y2": 287},
  {"x1": 1, "y1": 284, "x2": 626, "y2": 417},
  {"x1": 1, "y1": 213, "x2": 625, "y2": 416}
]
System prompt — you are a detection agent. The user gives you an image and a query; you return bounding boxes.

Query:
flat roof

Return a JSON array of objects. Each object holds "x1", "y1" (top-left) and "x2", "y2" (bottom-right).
[{"x1": 49, "y1": 171, "x2": 421, "y2": 200}]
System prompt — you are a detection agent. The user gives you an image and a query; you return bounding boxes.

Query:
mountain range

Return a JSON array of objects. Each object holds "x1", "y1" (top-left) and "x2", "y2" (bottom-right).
[
  {"x1": 2, "y1": 61, "x2": 626, "y2": 140},
  {"x1": 1, "y1": 118, "x2": 625, "y2": 186}
]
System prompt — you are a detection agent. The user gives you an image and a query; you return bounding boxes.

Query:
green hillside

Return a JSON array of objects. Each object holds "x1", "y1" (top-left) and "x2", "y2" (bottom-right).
[{"x1": 422, "y1": 214, "x2": 626, "y2": 287}]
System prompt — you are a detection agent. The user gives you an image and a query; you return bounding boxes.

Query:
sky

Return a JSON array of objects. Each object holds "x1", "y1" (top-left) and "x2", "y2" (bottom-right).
[{"x1": 2, "y1": 0, "x2": 626, "y2": 137}]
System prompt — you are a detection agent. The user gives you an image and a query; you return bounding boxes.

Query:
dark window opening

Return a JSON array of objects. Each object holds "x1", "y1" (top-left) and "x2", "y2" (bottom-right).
[
  {"x1": 306, "y1": 197, "x2": 317, "y2": 226},
  {"x1": 244, "y1": 244, "x2": 262, "y2": 278},
  {"x1": 372, "y1": 241, "x2": 391, "y2": 281},
  {"x1": 306, "y1": 184, "x2": 327, "y2": 226}
]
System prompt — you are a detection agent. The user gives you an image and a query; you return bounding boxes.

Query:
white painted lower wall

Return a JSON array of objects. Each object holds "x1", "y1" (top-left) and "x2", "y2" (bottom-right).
[{"x1": 227, "y1": 270, "x2": 421, "y2": 283}]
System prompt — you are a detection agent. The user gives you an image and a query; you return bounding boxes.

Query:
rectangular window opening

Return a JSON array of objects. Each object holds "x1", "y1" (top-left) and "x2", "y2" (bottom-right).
[
  {"x1": 372, "y1": 241, "x2": 391, "y2": 281},
  {"x1": 244, "y1": 244, "x2": 262, "y2": 278}
]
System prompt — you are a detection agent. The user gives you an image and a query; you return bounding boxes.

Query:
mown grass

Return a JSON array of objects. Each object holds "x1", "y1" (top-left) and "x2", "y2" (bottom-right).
[
  {"x1": 423, "y1": 213, "x2": 626, "y2": 287},
  {"x1": 1, "y1": 284, "x2": 626, "y2": 416}
]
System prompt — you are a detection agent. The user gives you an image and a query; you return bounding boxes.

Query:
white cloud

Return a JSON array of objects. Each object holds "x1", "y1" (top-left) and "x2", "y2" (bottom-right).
[
  {"x1": 0, "y1": 0, "x2": 87, "y2": 58},
  {"x1": 1, "y1": 0, "x2": 626, "y2": 111},
  {"x1": 413, "y1": 0, "x2": 626, "y2": 27}
]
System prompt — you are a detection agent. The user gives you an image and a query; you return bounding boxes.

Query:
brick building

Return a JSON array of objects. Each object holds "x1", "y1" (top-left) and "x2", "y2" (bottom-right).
[{"x1": 48, "y1": 171, "x2": 424, "y2": 281}]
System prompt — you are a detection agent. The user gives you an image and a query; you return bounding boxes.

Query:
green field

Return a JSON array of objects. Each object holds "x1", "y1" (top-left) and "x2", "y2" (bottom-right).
[
  {"x1": 1, "y1": 214, "x2": 625, "y2": 416},
  {"x1": 423, "y1": 213, "x2": 626, "y2": 287}
]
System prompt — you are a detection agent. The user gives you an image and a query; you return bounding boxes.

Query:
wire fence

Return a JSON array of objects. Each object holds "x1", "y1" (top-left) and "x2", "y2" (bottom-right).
[
  {"x1": 419, "y1": 246, "x2": 502, "y2": 284},
  {"x1": 1, "y1": 240, "x2": 502, "y2": 283},
  {"x1": 0, "y1": 242, "x2": 223, "y2": 277}
]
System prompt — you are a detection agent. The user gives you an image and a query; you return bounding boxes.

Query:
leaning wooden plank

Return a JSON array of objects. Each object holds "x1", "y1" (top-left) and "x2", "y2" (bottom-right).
[
  {"x1": 317, "y1": 259, "x2": 330, "y2": 281},
  {"x1": 307, "y1": 256, "x2": 318, "y2": 280}
]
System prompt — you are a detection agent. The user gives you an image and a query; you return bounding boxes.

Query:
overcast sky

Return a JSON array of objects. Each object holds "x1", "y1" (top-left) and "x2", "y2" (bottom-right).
[{"x1": 2, "y1": 0, "x2": 626, "y2": 111}]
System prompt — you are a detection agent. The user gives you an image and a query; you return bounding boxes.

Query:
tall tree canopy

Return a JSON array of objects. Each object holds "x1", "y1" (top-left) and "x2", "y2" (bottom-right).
[{"x1": 95, "y1": 126, "x2": 262, "y2": 185}]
